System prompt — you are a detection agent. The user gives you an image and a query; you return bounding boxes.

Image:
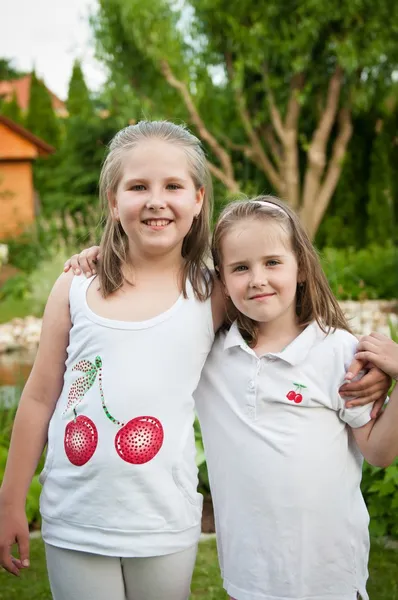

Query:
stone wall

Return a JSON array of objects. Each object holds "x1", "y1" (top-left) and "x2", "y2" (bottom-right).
[
  {"x1": 339, "y1": 300, "x2": 397, "y2": 337},
  {"x1": 0, "y1": 301, "x2": 397, "y2": 353}
]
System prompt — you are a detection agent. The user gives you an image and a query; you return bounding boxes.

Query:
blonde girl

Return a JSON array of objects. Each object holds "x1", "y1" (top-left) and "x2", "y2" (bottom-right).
[{"x1": 0, "y1": 121, "x2": 224, "y2": 600}]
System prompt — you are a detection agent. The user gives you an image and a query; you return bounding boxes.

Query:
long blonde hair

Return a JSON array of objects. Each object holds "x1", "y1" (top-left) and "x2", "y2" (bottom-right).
[
  {"x1": 98, "y1": 120, "x2": 213, "y2": 299},
  {"x1": 212, "y1": 195, "x2": 351, "y2": 346}
]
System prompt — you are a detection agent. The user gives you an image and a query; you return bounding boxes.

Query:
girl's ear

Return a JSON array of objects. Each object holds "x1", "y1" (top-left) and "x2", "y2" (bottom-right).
[
  {"x1": 195, "y1": 186, "x2": 205, "y2": 217},
  {"x1": 108, "y1": 190, "x2": 119, "y2": 221}
]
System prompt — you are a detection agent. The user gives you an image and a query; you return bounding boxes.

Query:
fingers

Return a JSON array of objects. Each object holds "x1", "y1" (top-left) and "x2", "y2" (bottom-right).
[
  {"x1": 63, "y1": 247, "x2": 100, "y2": 277},
  {"x1": 344, "y1": 357, "x2": 363, "y2": 380},
  {"x1": 345, "y1": 389, "x2": 385, "y2": 407},
  {"x1": 370, "y1": 397, "x2": 386, "y2": 419},
  {"x1": 0, "y1": 545, "x2": 20, "y2": 576},
  {"x1": 64, "y1": 254, "x2": 81, "y2": 276},
  {"x1": 354, "y1": 351, "x2": 376, "y2": 365},
  {"x1": 17, "y1": 531, "x2": 30, "y2": 569},
  {"x1": 63, "y1": 258, "x2": 71, "y2": 273}
]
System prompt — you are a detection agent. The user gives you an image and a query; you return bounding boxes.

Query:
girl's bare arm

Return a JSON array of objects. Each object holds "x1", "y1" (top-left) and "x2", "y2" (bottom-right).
[{"x1": 0, "y1": 272, "x2": 73, "y2": 575}]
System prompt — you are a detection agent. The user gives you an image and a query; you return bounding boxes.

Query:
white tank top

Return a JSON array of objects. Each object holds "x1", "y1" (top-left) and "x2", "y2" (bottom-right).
[{"x1": 40, "y1": 274, "x2": 214, "y2": 557}]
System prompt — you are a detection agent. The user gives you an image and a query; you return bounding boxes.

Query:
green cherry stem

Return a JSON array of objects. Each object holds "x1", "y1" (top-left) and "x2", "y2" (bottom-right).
[{"x1": 98, "y1": 368, "x2": 125, "y2": 427}]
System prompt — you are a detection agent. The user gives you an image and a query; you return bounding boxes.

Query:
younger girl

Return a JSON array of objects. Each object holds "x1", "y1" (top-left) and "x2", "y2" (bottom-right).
[{"x1": 195, "y1": 197, "x2": 398, "y2": 600}]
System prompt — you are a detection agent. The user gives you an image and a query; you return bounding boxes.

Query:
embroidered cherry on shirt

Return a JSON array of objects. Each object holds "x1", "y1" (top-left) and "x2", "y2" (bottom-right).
[
  {"x1": 64, "y1": 411, "x2": 98, "y2": 466},
  {"x1": 286, "y1": 382, "x2": 307, "y2": 403},
  {"x1": 63, "y1": 357, "x2": 102, "y2": 466},
  {"x1": 98, "y1": 369, "x2": 164, "y2": 464}
]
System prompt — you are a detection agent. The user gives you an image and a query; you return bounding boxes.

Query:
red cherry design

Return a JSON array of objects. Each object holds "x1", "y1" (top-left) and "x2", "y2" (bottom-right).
[
  {"x1": 294, "y1": 393, "x2": 303, "y2": 403},
  {"x1": 286, "y1": 390, "x2": 296, "y2": 401},
  {"x1": 115, "y1": 416, "x2": 164, "y2": 465},
  {"x1": 64, "y1": 415, "x2": 98, "y2": 466}
]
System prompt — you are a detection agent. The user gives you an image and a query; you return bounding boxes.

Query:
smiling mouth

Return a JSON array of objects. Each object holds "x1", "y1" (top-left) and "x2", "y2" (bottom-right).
[
  {"x1": 142, "y1": 219, "x2": 172, "y2": 228},
  {"x1": 250, "y1": 293, "x2": 276, "y2": 300}
]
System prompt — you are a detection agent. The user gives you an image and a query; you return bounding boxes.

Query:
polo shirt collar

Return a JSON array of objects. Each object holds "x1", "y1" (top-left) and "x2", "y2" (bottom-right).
[{"x1": 223, "y1": 320, "x2": 322, "y2": 366}]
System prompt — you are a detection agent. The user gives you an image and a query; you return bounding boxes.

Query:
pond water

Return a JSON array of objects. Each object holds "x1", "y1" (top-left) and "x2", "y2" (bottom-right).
[{"x1": 0, "y1": 350, "x2": 34, "y2": 408}]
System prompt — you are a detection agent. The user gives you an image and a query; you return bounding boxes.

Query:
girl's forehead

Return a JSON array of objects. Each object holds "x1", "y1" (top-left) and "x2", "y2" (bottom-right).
[
  {"x1": 122, "y1": 139, "x2": 191, "y2": 177},
  {"x1": 223, "y1": 218, "x2": 291, "y2": 249}
]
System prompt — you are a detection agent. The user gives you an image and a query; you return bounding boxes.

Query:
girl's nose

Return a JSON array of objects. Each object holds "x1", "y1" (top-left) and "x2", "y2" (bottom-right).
[
  {"x1": 250, "y1": 270, "x2": 267, "y2": 287},
  {"x1": 146, "y1": 193, "x2": 166, "y2": 210}
]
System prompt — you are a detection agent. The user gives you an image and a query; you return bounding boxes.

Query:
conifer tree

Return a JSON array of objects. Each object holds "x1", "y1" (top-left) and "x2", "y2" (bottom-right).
[
  {"x1": 66, "y1": 60, "x2": 92, "y2": 117},
  {"x1": 0, "y1": 91, "x2": 24, "y2": 124},
  {"x1": 25, "y1": 70, "x2": 60, "y2": 145}
]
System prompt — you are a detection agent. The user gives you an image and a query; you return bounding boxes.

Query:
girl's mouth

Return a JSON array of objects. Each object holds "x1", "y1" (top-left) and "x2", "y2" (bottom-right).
[
  {"x1": 143, "y1": 219, "x2": 172, "y2": 229},
  {"x1": 250, "y1": 293, "x2": 276, "y2": 301}
]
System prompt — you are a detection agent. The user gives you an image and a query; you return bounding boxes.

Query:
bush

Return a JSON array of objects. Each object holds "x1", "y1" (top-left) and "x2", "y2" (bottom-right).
[
  {"x1": 362, "y1": 460, "x2": 398, "y2": 538},
  {"x1": 320, "y1": 244, "x2": 398, "y2": 300}
]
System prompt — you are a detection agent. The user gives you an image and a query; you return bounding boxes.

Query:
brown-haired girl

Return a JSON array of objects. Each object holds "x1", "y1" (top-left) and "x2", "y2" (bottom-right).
[{"x1": 195, "y1": 196, "x2": 398, "y2": 600}]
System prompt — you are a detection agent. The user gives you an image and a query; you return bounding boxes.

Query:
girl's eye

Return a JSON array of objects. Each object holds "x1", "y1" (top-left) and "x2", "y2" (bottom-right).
[
  {"x1": 233, "y1": 265, "x2": 248, "y2": 272},
  {"x1": 167, "y1": 183, "x2": 181, "y2": 190},
  {"x1": 130, "y1": 184, "x2": 146, "y2": 191},
  {"x1": 266, "y1": 260, "x2": 279, "y2": 267}
]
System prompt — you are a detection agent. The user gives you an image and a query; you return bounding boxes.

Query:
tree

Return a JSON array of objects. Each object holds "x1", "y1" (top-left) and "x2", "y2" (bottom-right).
[
  {"x1": 67, "y1": 60, "x2": 93, "y2": 117},
  {"x1": 367, "y1": 118, "x2": 397, "y2": 245},
  {"x1": 0, "y1": 58, "x2": 24, "y2": 80},
  {"x1": 92, "y1": 0, "x2": 398, "y2": 238},
  {"x1": 25, "y1": 71, "x2": 60, "y2": 146},
  {"x1": 0, "y1": 91, "x2": 24, "y2": 124}
]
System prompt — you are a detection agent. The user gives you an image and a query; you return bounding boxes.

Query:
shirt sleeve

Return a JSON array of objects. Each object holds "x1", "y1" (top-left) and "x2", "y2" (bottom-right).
[{"x1": 333, "y1": 330, "x2": 374, "y2": 429}]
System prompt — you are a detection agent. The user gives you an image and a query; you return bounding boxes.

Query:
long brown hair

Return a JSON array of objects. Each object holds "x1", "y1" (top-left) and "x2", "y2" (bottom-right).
[
  {"x1": 98, "y1": 120, "x2": 213, "y2": 300},
  {"x1": 211, "y1": 195, "x2": 351, "y2": 346}
]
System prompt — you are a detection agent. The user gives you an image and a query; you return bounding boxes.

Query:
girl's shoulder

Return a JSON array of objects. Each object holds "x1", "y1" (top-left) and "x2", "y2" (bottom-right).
[{"x1": 317, "y1": 325, "x2": 358, "y2": 366}]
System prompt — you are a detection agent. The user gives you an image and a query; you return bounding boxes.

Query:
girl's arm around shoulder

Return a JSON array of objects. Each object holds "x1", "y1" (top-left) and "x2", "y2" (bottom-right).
[
  {"x1": 352, "y1": 384, "x2": 398, "y2": 468},
  {"x1": 0, "y1": 271, "x2": 73, "y2": 575},
  {"x1": 210, "y1": 276, "x2": 226, "y2": 333},
  {"x1": 351, "y1": 333, "x2": 398, "y2": 467}
]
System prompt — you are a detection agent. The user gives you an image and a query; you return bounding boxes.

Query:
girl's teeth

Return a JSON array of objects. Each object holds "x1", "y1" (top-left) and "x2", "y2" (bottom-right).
[{"x1": 147, "y1": 220, "x2": 169, "y2": 226}]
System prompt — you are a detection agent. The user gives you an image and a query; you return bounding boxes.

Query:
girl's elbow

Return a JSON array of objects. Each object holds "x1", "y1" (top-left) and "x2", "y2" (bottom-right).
[{"x1": 365, "y1": 451, "x2": 396, "y2": 469}]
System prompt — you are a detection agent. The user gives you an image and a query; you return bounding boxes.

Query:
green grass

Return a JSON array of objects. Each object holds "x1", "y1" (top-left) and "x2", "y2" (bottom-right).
[
  {"x1": 0, "y1": 297, "x2": 35, "y2": 324},
  {"x1": 0, "y1": 537, "x2": 397, "y2": 599}
]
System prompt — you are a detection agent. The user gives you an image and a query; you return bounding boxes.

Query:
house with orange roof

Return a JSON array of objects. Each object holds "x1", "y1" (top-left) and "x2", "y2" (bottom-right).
[
  {"x1": 0, "y1": 74, "x2": 67, "y2": 117},
  {"x1": 0, "y1": 115, "x2": 55, "y2": 240}
]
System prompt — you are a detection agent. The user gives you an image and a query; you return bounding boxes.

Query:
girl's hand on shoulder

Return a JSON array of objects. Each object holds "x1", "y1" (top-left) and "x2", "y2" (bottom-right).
[
  {"x1": 340, "y1": 347, "x2": 392, "y2": 419},
  {"x1": 355, "y1": 332, "x2": 398, "y2": 381},
  {"x1": 64, "y1": 246, "x2": 101, "y2": 277},
  {"x1": 0, "y1": 498, "x2": 30, "y2": 576}
]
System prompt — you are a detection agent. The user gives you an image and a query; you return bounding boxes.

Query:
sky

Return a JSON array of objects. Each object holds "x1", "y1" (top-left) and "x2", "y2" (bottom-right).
[{"x1": 0, "y1": 0, "x2": 106, "y2": 99}]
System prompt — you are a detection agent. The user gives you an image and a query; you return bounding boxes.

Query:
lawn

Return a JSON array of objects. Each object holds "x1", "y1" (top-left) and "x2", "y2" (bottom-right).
[{"x1": 0, "y1": 537, "x2": 397, "y2": 599}]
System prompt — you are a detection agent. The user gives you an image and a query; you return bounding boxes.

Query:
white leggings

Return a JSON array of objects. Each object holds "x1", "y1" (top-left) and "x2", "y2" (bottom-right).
[{"x1": 45, "y1": 543, "x2": 198, "y2": 600}]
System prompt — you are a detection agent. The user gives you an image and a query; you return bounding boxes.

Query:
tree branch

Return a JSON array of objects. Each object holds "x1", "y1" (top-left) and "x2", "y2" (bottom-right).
[
  {"x1": 160, "y1": 59, "x2": 238, "y2": 189},
  {"x1": 226, "y1": 56, "x2": 283, "y2": 193},
  {"x1": 207, "y1": 161, "x2": 240, "y2": 193},
  {"x1": 282, "y1": 74, "x2": 304, "y2": 208},
  {"x1": 307, "y1": 107, "x2": 353, "y2": 238},
  {"x1": 261, "y1": 126, "x2": 282, "y2": 167},
  {"x1": 301, "y1": 67, "x2": 344, "y2": 220}
]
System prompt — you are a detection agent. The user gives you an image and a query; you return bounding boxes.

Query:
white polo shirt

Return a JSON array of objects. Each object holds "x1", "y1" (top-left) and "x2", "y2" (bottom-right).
[{"x1": 195, "y1": 321, "x2": 372, "y2": 600}]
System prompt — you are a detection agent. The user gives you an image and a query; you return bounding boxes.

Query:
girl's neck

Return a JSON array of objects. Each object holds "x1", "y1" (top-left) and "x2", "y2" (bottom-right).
[
  {"x1": 253, "y1": 314, "x2": 303, "y2": 355},
  {"x1": 124, "y1": 246, "x2": 184, "y2": 284}
]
